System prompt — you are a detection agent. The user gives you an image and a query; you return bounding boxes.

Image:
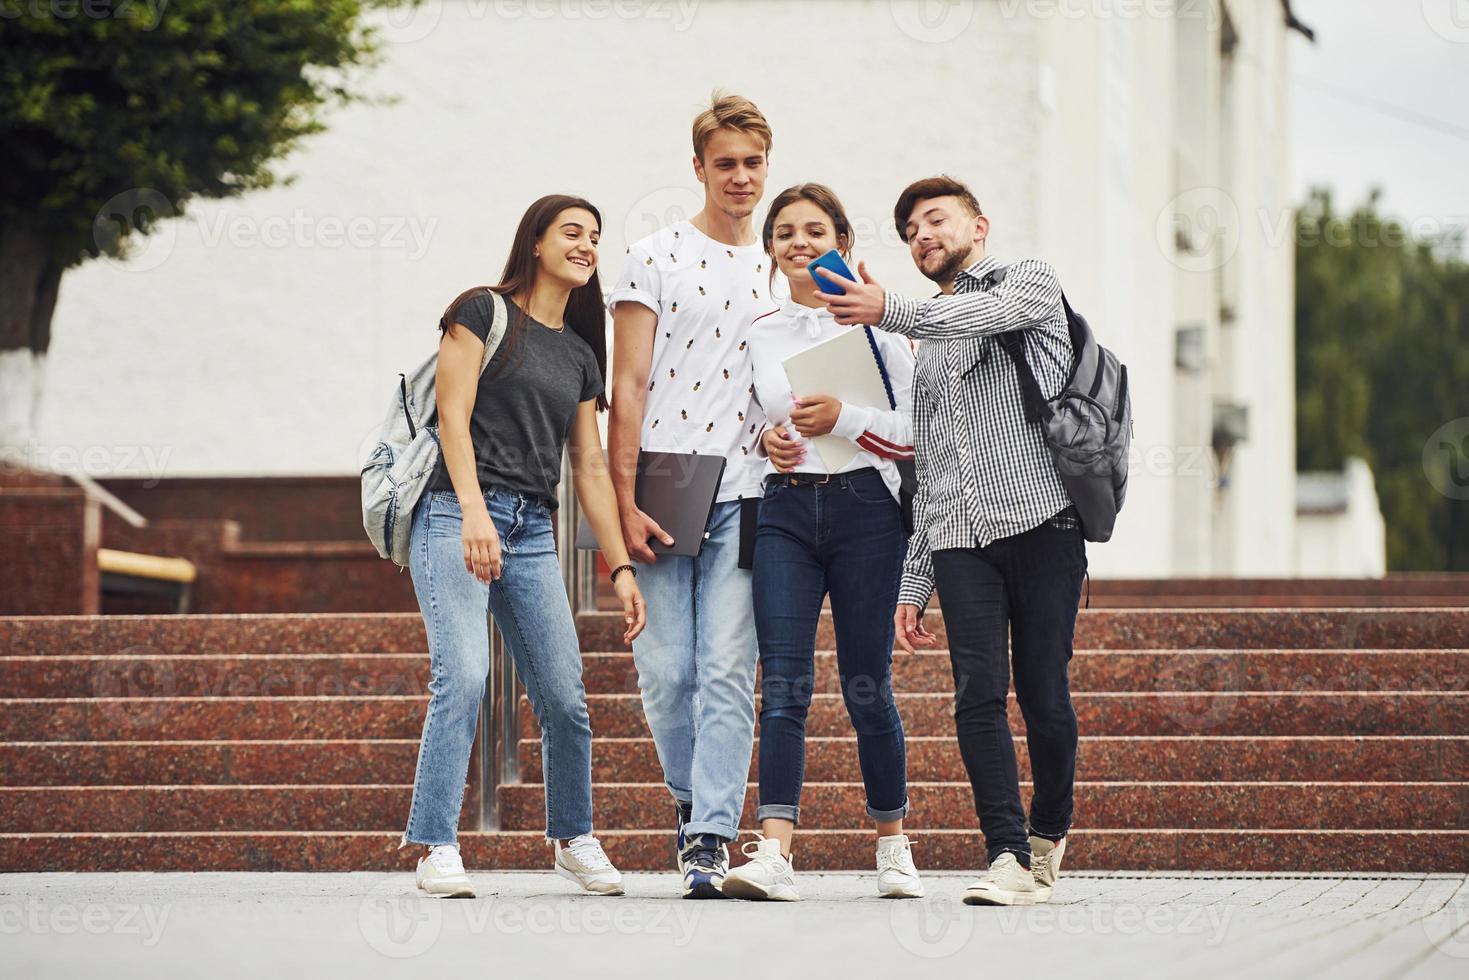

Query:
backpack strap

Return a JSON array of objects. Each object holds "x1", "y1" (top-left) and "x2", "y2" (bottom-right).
[
  {"x1": 996, "y1": 332, "x2": 1052, "y2": 425},
  {"x1": 478, "y1": 288, "x2": 510, "y2": 375},
  {"x1": 980, "y1": 264, "x2": 1055, "y2": 426}
]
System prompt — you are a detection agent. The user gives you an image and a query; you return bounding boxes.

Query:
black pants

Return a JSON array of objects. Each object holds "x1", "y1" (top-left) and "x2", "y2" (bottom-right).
[{"x1": 932, "y1": 519, "x2": 1086, "y2": 866}]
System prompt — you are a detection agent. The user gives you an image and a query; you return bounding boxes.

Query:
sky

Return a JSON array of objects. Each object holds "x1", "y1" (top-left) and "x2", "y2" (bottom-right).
[{"x1": 1290, "y1": 0, "x2": 1469, "y2": 243}]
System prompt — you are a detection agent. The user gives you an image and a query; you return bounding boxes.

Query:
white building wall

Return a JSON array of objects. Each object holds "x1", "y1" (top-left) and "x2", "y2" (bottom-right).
[
  {"x1": 1295, "y1": 459, "x2": 1387, "y2": 578},
  {"x1": 35, "y1": 0, "x2": 1297, "y2": 576},
  {"x1": 1211, "y1": 0, "x2": 1298, "y2": 574}
]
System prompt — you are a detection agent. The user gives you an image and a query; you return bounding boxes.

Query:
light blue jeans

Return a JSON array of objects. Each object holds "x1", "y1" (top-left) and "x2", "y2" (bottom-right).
[
  {"x1": 631, "y1": 500, "x2": 758, "y2": 840},
  {"x1": 399, "y1": 487, "x2": 594, "y2": 847}
]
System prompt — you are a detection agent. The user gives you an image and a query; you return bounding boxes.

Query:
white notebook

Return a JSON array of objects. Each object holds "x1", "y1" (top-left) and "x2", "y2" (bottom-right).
[{"x1": 781, "y1": 326, "x2": 892, "y2": 472}]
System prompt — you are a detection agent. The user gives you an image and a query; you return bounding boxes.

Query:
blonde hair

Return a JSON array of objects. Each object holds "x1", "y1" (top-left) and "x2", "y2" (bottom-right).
[{"x1": 691, "y1": 91, "x2": 773, "y2": 161}]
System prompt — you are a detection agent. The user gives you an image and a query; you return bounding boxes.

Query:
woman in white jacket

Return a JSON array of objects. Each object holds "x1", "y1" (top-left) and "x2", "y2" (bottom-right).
[{"x1": 722, "y1": 184, "x2": 923, "y2": 902}]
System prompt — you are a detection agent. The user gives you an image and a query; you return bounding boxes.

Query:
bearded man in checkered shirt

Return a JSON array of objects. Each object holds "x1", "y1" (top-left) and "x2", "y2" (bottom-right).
[{"x1": 814, "y1": 175, "x2": 1085, "y2": 908}]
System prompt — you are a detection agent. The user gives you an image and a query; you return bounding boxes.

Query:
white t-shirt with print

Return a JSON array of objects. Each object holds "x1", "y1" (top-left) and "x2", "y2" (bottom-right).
[{"x1": 608, "y1": 220, "x2": 772, "y2": 502}]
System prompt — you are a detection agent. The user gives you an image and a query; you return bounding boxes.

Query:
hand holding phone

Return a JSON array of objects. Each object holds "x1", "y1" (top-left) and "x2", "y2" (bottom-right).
[{"x1": 808, "y1": 248, "x2": 856, "y2": 295}]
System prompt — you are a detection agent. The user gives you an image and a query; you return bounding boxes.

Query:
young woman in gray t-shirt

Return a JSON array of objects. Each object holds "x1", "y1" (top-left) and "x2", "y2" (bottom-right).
[{"x1": 397, "y1": 194, "x2": 645, "y2": 899}]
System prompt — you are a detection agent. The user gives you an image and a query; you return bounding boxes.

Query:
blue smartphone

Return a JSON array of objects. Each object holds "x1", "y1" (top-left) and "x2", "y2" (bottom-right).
[{"x1": 807, "y1": 248, "x2": 856, "y2": 295}]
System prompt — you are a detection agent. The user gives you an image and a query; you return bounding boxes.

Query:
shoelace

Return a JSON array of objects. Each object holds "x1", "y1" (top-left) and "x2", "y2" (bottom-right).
[
  {"x1": 877, "y1": 839, "x2": 917, "y2": 875},
  {"x1": 566, "y1": 834, "x2": 612, "y2": 871},
  {"x1": 683, "y1": 835, "x2": 724, "y2": 871},
  {"x1": 428, "y1": 845, "x2": 465, "y2": 875},
  {"x1": 741, "y1": 834, "x2": 790, "y2": 871}
]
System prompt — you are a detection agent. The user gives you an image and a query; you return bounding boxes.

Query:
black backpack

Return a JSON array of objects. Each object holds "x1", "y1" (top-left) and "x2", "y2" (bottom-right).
[{"x1": 984, "y1": 267, "x2": 1131, "y2": 543}]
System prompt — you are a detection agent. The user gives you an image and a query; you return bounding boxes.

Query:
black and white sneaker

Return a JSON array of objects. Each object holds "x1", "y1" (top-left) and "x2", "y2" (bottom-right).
[{"x1": 680, "y1": 833, "x2": 730, "y2": 899}]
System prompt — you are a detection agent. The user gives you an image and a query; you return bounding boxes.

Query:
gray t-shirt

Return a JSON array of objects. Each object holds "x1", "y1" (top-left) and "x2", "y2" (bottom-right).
[{"x1": 426, "y1": 292, "x2": 604, "y2": 508}]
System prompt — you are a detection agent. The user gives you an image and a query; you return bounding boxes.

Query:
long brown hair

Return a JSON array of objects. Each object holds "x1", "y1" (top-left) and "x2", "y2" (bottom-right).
[
  {"x1": 439, "y1": 195, "x2": 608, "y2": 411},
  {"x1": 760, "y1": 183, "x2": 855, "y2": 291}
]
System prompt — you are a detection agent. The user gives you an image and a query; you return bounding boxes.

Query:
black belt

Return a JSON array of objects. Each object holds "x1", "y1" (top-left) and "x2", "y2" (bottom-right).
[{"x1": 764, "y1": 466, "x2": 879, "y2": 489}]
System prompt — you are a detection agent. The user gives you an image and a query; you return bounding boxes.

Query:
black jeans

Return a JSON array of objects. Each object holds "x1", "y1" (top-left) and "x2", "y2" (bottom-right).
[{"x1": 931, "y1": 518, "x2": 1086, "y2": 866}]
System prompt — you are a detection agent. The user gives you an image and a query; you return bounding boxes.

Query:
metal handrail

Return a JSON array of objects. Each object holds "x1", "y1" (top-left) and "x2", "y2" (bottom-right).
[{"x1": 478, "y1": 449, "x2": 595, "y2": 829}]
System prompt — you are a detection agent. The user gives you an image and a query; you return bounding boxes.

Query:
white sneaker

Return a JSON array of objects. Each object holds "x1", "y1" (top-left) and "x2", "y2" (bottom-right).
[
  {"x1": 1029, "y1": 835, "x2": 1066, "y2": 903},
  {"x1": 554, "y1": 834, "x2": 625, "y2": 896},
  {"x1": 876, "y1": 834, "x2": 925, "y2": 898},
  {"x1": 415, "y1": 843, "x2": 474, "y2": 898},
  {"x1": 962, "y1": 852, "x2": 1039, "y2": 906},
  {"x1": 721, "y1": 837, "x2": 800, "y2": 902}
]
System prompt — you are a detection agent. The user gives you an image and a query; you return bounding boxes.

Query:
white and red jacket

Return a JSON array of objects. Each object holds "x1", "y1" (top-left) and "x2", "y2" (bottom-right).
[{"x1": 746, "y1": 300, "x2": 916, "y2": 505}]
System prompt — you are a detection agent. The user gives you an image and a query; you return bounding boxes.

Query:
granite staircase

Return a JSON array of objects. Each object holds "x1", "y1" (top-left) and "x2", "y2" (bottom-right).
[{"x1": 1, "y1": 605, "x2": 1466, "y2": 872}]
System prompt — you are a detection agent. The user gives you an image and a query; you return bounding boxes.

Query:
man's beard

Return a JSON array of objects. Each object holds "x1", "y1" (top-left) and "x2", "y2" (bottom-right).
[{"x1": 921, "y1": 243, "x2": 971, "y2": 285}]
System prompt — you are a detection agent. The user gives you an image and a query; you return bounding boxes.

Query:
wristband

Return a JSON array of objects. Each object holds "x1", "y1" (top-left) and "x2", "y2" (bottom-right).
[{"x1": 610, "y1": 563, "x2": 636, "y2": 584}]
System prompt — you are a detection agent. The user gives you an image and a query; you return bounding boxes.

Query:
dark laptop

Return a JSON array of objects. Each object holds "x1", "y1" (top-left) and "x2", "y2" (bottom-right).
[{"x1": 576, "y1": 451, "x2": 726, "y2": 558}]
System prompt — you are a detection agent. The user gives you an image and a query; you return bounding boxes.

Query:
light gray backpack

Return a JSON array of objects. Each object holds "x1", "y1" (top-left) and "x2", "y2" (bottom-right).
[{"x1": 361, "y1": 288, "x2": 509, "y2": 567}]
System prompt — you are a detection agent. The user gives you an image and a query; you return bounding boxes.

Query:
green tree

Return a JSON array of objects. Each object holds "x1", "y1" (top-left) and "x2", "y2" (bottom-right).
[
  {"x1": 0, "y1": 0, "x2": 410, "y2": 449},
  {"x1": 1295, "y1": 188, "x2": 1469, "y2": 570}
]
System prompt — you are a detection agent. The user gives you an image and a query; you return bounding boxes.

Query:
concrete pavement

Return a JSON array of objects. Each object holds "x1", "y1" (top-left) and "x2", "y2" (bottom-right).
[{"x1": 2, "y1": 871, "x2": 1466, "y2": 979}]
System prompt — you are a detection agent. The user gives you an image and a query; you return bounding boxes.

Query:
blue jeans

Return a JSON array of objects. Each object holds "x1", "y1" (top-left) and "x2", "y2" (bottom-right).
[
  {"x1": 631, "y1": 500, "x2": 758, "y2": 840},
  {"x1": 751, "y1": 469, "x2": 910, "y2": 825},
  {"x1": 399, "y1": 487, "x2": 594, "y2": 846},
  {"x1": 931, "y1": 517, "x2": 1087, "y2": 866}
]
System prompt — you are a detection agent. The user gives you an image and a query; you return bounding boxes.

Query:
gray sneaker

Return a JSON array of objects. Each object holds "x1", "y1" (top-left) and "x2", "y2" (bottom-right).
[
  {"x1": 554, "y1": 834, "x2": 625, "y2": 896},
  {"x1": 962, "y1": 852, "x2": 1039, "y2": 906},
  {"x1": 1030, "y1": 835, "x2": 1066, "y2": 903}
]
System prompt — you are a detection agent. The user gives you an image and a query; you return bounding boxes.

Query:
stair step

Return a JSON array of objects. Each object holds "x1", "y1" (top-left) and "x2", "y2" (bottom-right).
[
  {"x1": 6, "y1": 608, "x2": 1468, "y2": 657},
  {"x1": 0, "y1": 697, "x2": 427, "y2": 741},
  {"x1": 3, "y1": 655, "x2": 428, "y2": 698},
  {"x1": 574, "y1": 650, "x2": 1467, "y2": 696},
  {"x1": 1, "y1": 784, "x2": 465, "y2": 833},
  {"x1": 518, "y1": 692, "x2": 1469, "y2": 739},
  {"x1": 6, "y1": 735, "x2": 1461, "y2": 788},
  {"x1": 9, "y1": 650, "x2": 1464, "y2": 699},
  {"x1": 492, "y1": 781, "x2": 1468, "y2": 833},
  {"x1": 0, "y1": 614, "x2": 427, "y2": 657},
  {"x1": 0, "y1": 740, "x2": 421, "y2": 786},
  {"x1": 1, "y1": 829, "x2": 1461, "y2": 872},
  {"x1": 573, "y1": 608, "x2": 1469, "y2": 651},
  {"x1": 8, "y1": 781, "x2": 1461, "y2": 834},
  {"x1": 4, "y1": 687, "x2": 1463, "y2": 744},
  {"x1": 517, "y1": 735, "x2": 1469, "y2": 784}
]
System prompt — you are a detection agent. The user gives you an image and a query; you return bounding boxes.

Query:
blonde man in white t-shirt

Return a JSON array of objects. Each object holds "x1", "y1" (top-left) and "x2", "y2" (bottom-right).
[{"x1": 607, "y1": 92, "x2": 773, "y2": 899}]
